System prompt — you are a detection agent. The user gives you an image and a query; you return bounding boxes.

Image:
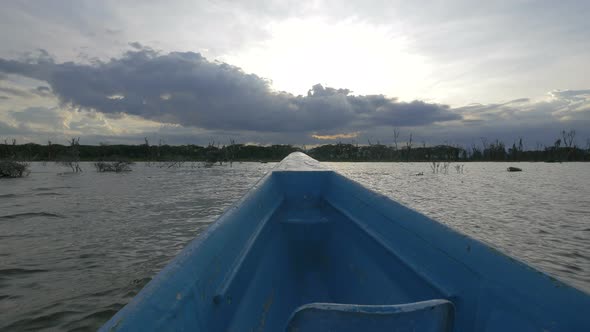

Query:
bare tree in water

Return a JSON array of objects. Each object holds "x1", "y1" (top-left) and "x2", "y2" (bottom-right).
[
  {"x1": 58, "y1": 137, "x2": 82, "y2": 172},
  {"x1": 392, "y1": 128, "x2": 400, "y2": 150},
  {"x1": 405, "y1": 133, "x2": 413, "y2": 161},
  {"x1": 562, "y1": 129, "x2": 576, "y2": 148}
]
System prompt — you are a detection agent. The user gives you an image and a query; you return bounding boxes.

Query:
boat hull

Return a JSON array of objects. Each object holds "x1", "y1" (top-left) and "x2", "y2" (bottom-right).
[{"x1": 100, "y1": 153, "x2": 590, "y2": 331}]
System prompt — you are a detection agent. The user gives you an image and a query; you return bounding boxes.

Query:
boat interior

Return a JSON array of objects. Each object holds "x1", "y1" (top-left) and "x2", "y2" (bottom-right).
[{"x1": 211, "y1": 171, "x2": 456, "y2": 331}]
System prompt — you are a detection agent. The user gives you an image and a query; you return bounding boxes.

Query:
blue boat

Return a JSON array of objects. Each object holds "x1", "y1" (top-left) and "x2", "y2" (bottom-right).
[{"x1": 101, "y1": 153, "x2": 590, "y2": 331}]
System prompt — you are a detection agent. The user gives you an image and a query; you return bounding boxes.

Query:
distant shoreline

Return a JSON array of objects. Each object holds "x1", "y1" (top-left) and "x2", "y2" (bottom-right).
[{"x1": 2, "y1": 142, "x2": 589, "y2": 163}]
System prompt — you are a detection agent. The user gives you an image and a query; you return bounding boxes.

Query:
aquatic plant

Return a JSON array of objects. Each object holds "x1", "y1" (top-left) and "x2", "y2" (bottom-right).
[
  {"x1": 431, "y1": 161, "x2": 454, "y2": 174},
  {"x1": 431, "y1": 161, "x2": 440, "y2": 173},
  {"x1": 94, "y1": 161, "x2": 134, "y2": 172},
  {"x1": 0, "y1": 160, "x2": 30, "y2": 178}
]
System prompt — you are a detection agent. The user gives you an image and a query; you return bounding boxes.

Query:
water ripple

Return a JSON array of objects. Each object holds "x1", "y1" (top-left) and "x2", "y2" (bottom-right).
[
  {"x1": 0, "y1": 212, "x2": 63, "y2": 220},
  {"x1": 0, "y1": 268, "x2": 50, "y2": 277}
]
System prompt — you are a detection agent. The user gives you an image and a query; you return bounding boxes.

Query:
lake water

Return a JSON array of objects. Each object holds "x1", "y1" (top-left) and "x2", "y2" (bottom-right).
[{"x1": 1, "y1": 161, "x2": 589, "y2": 331}]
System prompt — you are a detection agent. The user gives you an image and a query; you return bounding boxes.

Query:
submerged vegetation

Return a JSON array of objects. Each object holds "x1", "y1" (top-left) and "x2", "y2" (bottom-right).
[
  {"x1": 0, "y1": 160, "x2": 30, "y2": 178},
  {"x1": 94, "y1": 161, "x2": 134, "y2": 172}
]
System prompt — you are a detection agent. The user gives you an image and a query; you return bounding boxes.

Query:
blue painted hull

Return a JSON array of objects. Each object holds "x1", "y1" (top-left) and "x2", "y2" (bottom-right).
[{"x1": 101, "y1": 153, "x2": 590, "y2": 331}]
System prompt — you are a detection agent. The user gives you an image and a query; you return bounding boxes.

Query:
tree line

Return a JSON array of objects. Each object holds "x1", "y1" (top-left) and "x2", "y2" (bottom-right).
[
  {"x1": 0, "y1": 139, "x2": 301, "y2": 163},
  {"x1": 1, "y1": 130, "x2": 589, "y2": 163}
]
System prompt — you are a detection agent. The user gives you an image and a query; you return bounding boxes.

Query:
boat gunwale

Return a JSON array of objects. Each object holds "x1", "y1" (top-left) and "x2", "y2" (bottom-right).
[
  {"x1": 100, "y1": 166, "x2": 282, "y2": 331},
  {"x1": 325, "y1": 170, "x2": 590, "y2": 298}
]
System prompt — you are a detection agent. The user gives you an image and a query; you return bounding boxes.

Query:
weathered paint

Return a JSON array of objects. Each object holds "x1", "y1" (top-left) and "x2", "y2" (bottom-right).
[{"x1": 100, "y1": 152, "x2": 590, "y2": 331}]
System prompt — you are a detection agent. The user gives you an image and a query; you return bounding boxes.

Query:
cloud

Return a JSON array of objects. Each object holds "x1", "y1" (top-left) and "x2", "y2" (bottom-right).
[
  {"x1": 418, "y1": 90, "x2": 590, "y2": 147},
  {"x1": 311, "y1": 132, "x2": 360, "y2": 140},
  {"x1": 128, "y1": 42, "x2": 144, "y2": 50},
  {"x1": 0, "y1": 86, "x2": 31, "y2": 97},
  {"x1": 10, "y1": 106, "x2": 69, "y2": 130},
  {"x1": 105, "y1": 28, "x2": 122, "y2": 35},
  {"x1": 0, "y1": 119, "x2": 20, "y2": 135},
  {"x1": 462, "y1": 90, "x2": 590, "y2": 121},
  {"x1": 550, "y1": 89, "x2": 590, "y2": 98},
  {"x1": 0, "y1": 48, "x2": 460, "y2": 135},
  {"x1": 34, "y1": 85, "x2": 51, "y2": 94},
  {"x1": 0, "y1": 84, "x2": 54, "y2": 99},
  {"x1": 0, "y1": 48, "x2": 587, "y2": 147}
]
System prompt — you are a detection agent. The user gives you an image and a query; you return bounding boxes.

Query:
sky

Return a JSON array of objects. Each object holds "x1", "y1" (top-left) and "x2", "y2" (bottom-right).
[{"x1": 0, "y1": 0, "x2": 589, "y2": 148}]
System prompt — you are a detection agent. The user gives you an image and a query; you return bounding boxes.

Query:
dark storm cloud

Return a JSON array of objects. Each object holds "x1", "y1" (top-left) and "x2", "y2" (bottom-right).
[{"x1": 0, "y1": 48, "x2": 460, "y2": 133}]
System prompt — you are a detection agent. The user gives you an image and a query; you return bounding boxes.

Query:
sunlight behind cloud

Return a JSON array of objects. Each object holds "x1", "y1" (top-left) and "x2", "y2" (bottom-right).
[
  {"x1": 311, "y1": 132, "x2": 360, "y2": 140},
  {"x1": 221, "y1": 18, "x2": 434, "y2": 100}
]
